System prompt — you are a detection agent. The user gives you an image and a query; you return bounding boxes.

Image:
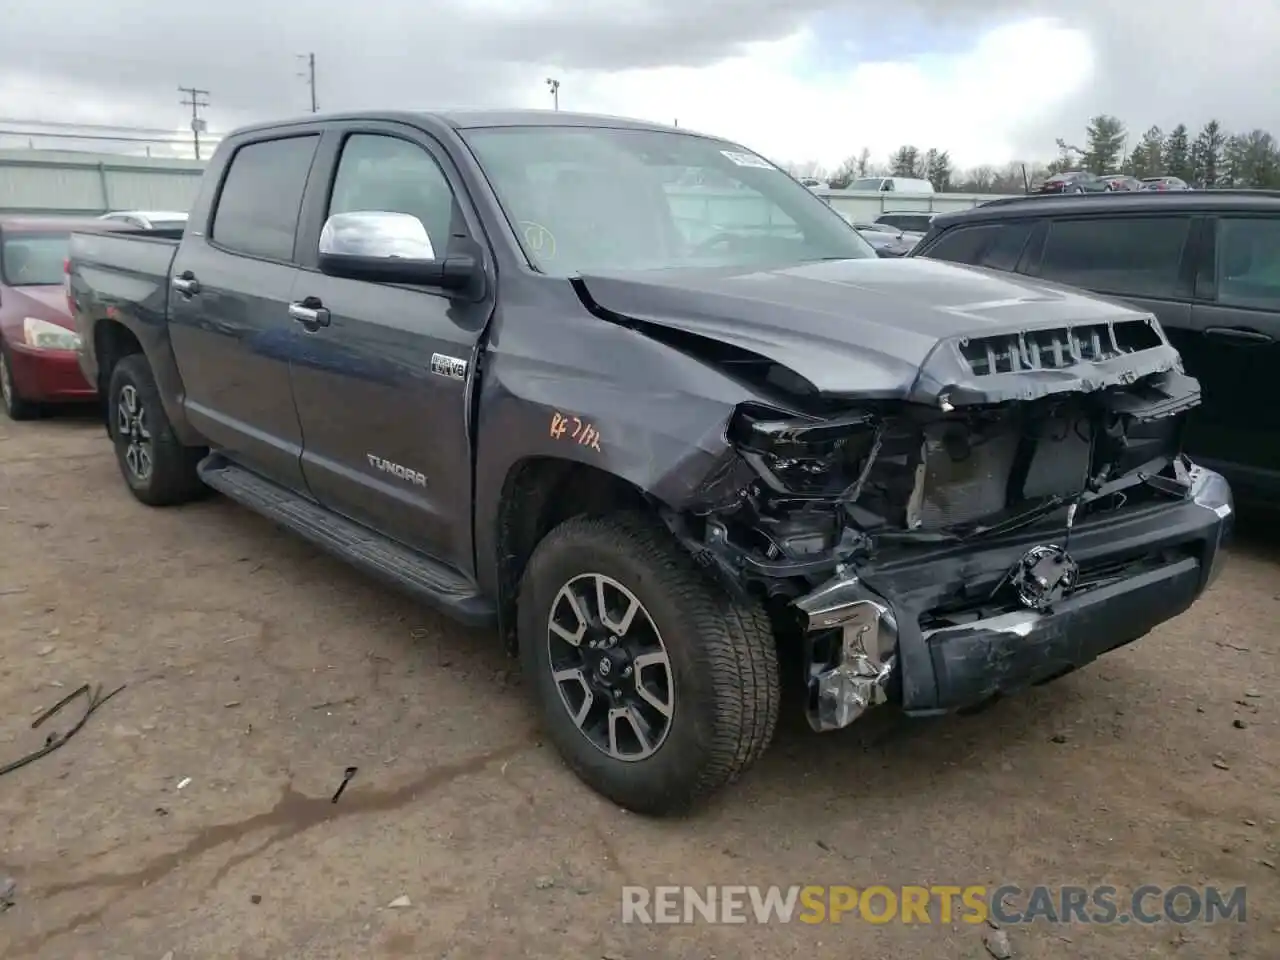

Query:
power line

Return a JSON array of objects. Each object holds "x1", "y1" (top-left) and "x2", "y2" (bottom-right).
[
  {"x1": 0, "y1": 117, "x2": 212, "y2": 136},
  {"x1": 0, "y1": 128, "x2": 220, "y2": 146},
  {"x1": 178, "y1": 85, "x2": 210, "y2": 160},
  {"x1": 297, "y1": 53, "x2": 317, "y2": 113}
]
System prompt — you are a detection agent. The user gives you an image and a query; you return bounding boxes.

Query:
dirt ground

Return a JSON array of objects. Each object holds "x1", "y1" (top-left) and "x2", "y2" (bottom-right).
[{"x1": 0, "y1": 413, "x2": 1276, "y2": 960}]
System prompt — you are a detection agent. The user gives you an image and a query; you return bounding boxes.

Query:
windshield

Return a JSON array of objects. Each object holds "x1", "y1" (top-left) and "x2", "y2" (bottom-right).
[
  {"x1": 461, "y1": 126, "x2": 874, "y2": 276},
  {"x1": 851, "y1": 178, "x2": 885, "y2": 191},
  {"x1": 1, "y1": 233, "x2": 69, "y2": 286}
]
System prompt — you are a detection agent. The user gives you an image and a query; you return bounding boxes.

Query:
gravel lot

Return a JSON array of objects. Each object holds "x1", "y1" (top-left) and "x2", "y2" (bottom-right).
[{"x1": 0, "y1": 414, "x2": 1277, "y2": 960}]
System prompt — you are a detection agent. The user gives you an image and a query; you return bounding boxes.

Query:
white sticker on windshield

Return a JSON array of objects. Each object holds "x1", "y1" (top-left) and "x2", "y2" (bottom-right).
[{"x1": 720, "y1": 150, "x2": 775, "y2": 170}]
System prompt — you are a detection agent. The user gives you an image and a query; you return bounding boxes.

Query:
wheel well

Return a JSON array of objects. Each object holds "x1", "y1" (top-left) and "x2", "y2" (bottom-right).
[
  {"x1": 495, "y1": 458, "x2": 649, "y2": 652},
  {"x1": 94, "y1": 320, "x2": 143, "y2": 396}
]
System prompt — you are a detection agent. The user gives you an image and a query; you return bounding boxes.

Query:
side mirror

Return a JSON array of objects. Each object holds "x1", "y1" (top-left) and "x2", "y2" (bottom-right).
[{"x1": 317, "y1": 211, "x2": 478, "y2": 292}]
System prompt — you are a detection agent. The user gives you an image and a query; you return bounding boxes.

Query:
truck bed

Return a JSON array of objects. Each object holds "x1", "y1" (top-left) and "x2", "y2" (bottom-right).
[{"x1": 69, "y1": 228, "x2": 181, "y2": 288}]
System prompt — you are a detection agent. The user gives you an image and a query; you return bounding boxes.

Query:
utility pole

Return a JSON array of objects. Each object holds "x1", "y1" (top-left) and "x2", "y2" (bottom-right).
[
  {"x1": 178, "y1": 85, "x2": 210, "y2": 160},
  {"x1": 298, "y1": 53, "x2": 318, "y2": 113},
  {"x1": 545, "y1": 77, "x2": 560, "y2": 111}
]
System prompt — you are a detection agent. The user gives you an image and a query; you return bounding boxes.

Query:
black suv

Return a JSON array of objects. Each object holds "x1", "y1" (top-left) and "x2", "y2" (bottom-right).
[{"x1": 911, "y1": 191, "x2": 1280, "y2": 507}]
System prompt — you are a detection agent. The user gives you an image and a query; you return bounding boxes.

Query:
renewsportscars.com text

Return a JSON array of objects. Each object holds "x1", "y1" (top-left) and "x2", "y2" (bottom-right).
[{"x1": 621, "y1": 884, "x2": 1247, "y2": 926}]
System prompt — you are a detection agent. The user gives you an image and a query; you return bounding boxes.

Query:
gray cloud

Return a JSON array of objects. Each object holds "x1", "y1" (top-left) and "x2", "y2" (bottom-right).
[
  {"x1": 1, "y1": 0, "x2": 1277, "y2": 165},
  {"x1": 0, "y1": 0, "x2": 834, "y2": 132}
]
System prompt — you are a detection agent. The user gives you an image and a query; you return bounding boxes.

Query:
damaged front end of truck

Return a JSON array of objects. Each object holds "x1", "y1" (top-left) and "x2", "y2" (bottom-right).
[{"x1": 649, "y1": 314, "x2": 1234, "y2": 732}]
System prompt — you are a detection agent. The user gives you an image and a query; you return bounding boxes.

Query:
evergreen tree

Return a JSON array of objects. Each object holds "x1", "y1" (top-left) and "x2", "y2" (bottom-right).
[
  {"x1": 1164, "y1": 125, "x2": 1192, "y2": 181},
  {"x1": 1083, "y1": 115, "x2": 1126, "y2": 173}
]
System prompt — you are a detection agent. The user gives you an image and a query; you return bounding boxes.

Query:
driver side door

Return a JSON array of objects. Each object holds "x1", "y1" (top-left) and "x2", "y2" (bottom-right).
[{"x1": 285, "y1": 124, "x2": 495, "y2": 573}]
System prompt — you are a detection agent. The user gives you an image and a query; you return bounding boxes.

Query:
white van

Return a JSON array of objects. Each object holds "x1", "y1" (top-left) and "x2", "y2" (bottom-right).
[{"x1": 849, "y1": 176, "x2": 935, "y2": 194}]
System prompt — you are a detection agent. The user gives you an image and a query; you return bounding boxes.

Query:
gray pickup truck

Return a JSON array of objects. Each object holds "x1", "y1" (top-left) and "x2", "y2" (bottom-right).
[{"x1": 68, "y1": 110, "x2": 1233, "y2": 815}]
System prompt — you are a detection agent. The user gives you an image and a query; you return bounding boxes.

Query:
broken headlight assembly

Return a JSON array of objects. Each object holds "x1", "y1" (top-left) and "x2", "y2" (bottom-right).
[{"x1": 726, "y1": 403, "x2": 883, "y2": 501}]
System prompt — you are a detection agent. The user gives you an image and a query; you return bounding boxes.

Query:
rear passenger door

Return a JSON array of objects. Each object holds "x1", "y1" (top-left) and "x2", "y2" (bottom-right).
[
  {"x1": 285, "y1": 124, "x2": 494, "y2": 572},
  {"x1": 169, "y1": 132, "x2": 322, "y2": 493},
  {"x1": 1186, "y1": 215, "x2": 1280, "y2": 498}
]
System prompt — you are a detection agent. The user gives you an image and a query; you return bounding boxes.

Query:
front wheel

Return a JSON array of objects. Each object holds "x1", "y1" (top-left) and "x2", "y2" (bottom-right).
[
  {"x1": 107, "y1": 354, "x2": 207, "y2": 506},
  {"x1": 519, "y1": 513, "x2": 780, "y2": 815}
]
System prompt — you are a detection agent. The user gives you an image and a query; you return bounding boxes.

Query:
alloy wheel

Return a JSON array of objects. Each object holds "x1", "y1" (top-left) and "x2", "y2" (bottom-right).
[
  {"x1": 116, "y1": 383, "x2": 153, "y2": 483},
  {"x1": 546, "y1": 572, "x2": 675, "y2": 762}
]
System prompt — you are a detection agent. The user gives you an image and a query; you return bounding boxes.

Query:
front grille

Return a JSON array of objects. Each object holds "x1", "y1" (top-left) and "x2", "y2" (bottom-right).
[{"x1": 959, "y1": 320, "x2": 1162, "y2": 377}]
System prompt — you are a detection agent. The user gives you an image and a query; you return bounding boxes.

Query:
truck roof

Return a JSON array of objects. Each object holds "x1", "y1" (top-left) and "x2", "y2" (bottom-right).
[
  {"x1": 933, "y1": 189, "x2": 1280, "y2": 229},
  {"x1": 227, "y1": 109, "x2": 700, "y2": 140}
]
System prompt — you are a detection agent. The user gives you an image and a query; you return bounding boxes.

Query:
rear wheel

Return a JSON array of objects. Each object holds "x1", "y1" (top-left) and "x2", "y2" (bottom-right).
[
  {"x1": 0, "y1": 344, "x2": 40, "y2": 421},
  {"x1": 519, "y1": 512, "x2": 780, "y2": 815},
  {"x1": 107, "y1": 354, "x2": 206, "y2": 506}
]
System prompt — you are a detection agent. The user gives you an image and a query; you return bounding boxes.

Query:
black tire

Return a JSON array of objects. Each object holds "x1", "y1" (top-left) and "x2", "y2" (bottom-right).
[
  {"x1": 519, "y1": 512, "x2": 780, "y2": 815},
  {"x1": 107, "y1": 353, "x2": 207, "y2": 506},
  {"x1": 0, "y1": 343, "x2": 40, "y2": 421}
]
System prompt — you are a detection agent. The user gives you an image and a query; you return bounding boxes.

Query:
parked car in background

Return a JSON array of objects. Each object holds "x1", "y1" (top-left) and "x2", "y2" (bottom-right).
[
  {"x1": 850, "y1": 222, "x2": 916, "y2": 257},
  {"x1": 797, "y1": 177, "x2": 829, "y2": 190},
  {"x1": 0, "y1": 216, "x2": 129, "y2": 419},
  {"x1": 67, "y1": 109, "x2": 1231, "y2": 814},
  {"x1": 910, "y1": 190, "x2": 1280, "y2": 509},
  {"x1": 1033, "y1": 171, "x2": 1109, "y2": 194},
  {"x1": 834, "y1": 212, "x2": 918, "y2": 256},
  {"x1": 1100, "y1": 173, "x2": 1143, "y2": 192},
  {"x1": 1141, "y1": 176, "x2": 1191, "y2": 191},
  {"x1": 874, "y1": 211, "x2": 935, "y2": 235},
  {"x1": 98, "y1": 210, "x2": 189, "y2": 230},
  {"x1": 849, "y1": 176, "x2": 935, "y2": 194}
]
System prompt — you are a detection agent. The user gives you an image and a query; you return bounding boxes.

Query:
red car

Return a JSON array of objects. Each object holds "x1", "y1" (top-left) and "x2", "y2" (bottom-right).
[{"x1": 0, "y1": 217, "x2": 122, "y2": 419}]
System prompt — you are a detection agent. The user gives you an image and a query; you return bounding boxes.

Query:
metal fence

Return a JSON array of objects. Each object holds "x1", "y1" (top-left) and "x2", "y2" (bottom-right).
[
  {"x1": 0, "y1": 148, "x2": 1019, "y2": 221},
  {"x1": 0, "y1": 149, "x2": 204, "y2": 216}
]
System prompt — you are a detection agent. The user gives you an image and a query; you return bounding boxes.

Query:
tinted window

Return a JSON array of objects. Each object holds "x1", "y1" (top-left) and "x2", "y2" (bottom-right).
[
  {"x1": 1, "y1": 233, "x2": 69, "y2": 286},
  {"x1": 897, "y1": 214, "x2": 933, "y2": 233},
  {"x1": 327, "y1": 134, "x2": 458, "y2": 258},
  {"x1": 211, "y1": 135, "x2": 319, "y2": 260},
  {"x1": 1038, "y1": 216, "x2": 1191, "y2": 298},
  {"x1": 924, "y1": 224, "x2": 998, "y2": 264},
  {"x1": 463, "y1": 126, "x2": 872, "y2": 276},
  {"x1": 981, "y1": 221, "x2": 1033, "y2": 271},
  {"x1": 1217, "y1": 217, "x2": 1280, "y2": 310}
]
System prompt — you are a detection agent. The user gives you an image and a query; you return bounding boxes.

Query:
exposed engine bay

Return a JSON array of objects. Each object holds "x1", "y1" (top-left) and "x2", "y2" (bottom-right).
[
  {"x1": 673, "y1": 364, "x2": 1201, "y2": 594},
  {"x1": 660, "y1": 323, "x2": 1209, "y2": 733},
  {"x1": 570, "y1": 267, "x2": 1231, "y2": 738}
]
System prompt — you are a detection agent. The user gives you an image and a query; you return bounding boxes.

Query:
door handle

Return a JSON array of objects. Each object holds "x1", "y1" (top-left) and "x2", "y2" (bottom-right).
[
  {"x1": 1204, "y1": 326, "x2": 1272, "y2": 344},
  {"x1": 171, "y1": 272, "x2": 200, "y2": 296},
  {"x1": 288, "y1": 300, "x2": 331, "y2": 329}
]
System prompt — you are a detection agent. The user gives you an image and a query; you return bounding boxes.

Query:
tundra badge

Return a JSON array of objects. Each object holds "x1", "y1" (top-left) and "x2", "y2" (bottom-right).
[
  {"x1": 431, "y1": 353, "x2": 468, "y2": 380},
  {"x1": 367, "y1": 454, "x2": 427, "y2": 488}
]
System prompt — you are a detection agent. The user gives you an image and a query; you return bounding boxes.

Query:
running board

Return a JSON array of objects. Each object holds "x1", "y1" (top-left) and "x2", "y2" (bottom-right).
[{"x1": 198, "y1": 456, "x2": 496, "y2": 627}]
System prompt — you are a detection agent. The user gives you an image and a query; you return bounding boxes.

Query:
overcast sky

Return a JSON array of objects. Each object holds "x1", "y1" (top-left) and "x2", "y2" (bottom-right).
[{"x1": 1, "y1": 0, "x2": 1278, "y2": 170}]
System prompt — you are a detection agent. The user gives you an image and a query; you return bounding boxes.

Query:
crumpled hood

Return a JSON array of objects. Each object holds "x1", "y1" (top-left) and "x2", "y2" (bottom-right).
[{"x1": 577, "y1": 257, "x2": 1183, "y2": 405}]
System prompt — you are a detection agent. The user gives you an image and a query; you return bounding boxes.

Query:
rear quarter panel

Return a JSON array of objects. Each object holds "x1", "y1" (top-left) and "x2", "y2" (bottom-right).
[{"x1": 68, "y1": 231, "x2": 203, "y2": 443}]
